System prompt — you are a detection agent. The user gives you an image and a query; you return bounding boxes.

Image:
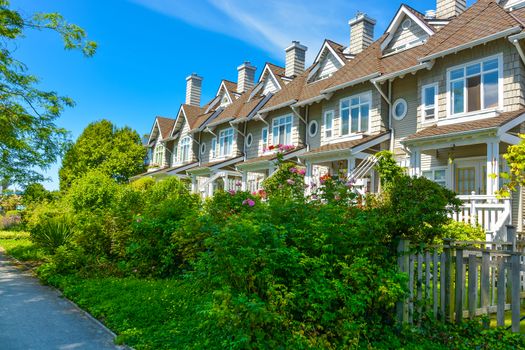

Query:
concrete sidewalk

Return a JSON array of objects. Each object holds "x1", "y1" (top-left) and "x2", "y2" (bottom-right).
[{"x1": 0, "y1": 252, "x2": 124, "y2": 350}]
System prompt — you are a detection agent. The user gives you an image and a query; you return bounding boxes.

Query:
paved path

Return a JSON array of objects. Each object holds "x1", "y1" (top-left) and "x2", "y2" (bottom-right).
[{"x1": 0, "y1": 252, "x2": 124, "y2": 350}]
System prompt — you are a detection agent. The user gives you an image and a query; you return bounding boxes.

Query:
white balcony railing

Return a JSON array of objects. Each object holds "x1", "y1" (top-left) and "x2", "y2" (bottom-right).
[{"x1": 449, "y1": 192, "x2": 512, "y2": 241}]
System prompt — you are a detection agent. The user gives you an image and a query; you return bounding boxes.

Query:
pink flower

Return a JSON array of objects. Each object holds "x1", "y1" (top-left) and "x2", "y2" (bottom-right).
[
  {"x1": 287, "y1": 179, "x2": 295, "y2": 185},
  {"x1": 242, "y1": 198, "x2": 255, "y2": 207},
  {"x1": 228, "y1": 189, "x2": 236, "y2": 195},
  {"x1": 235, "y1": 181, "x2": 242, "y2": 187},
  {"x1": 298, "y1": 169, "x2": 306, "y2": 176},
  {"x1": 289, "y1": 167, "x2": 297, "y2": 173}
]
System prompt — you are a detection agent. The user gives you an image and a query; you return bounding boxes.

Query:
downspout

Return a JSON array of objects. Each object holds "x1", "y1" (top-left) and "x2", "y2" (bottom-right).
[
  {"x1": 243, "y1": 121, "x2": 248, "y2": 161},
  {"x1": 372, "y1": 79, "x2": 393, "y2": 151},
  {"x1": 305, "y1": 105, "x2": 310, "y2": 152}
]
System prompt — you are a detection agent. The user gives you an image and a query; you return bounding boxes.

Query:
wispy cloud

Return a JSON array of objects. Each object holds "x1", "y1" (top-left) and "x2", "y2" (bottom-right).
[{"x1": 129, "y1": 0, "x2": 366, "y2": 61}]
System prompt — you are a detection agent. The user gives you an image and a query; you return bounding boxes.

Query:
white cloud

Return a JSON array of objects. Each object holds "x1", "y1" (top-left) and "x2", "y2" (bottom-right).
[{"x1": 129, "y1": 0, "x2": 365, "y2": 62}]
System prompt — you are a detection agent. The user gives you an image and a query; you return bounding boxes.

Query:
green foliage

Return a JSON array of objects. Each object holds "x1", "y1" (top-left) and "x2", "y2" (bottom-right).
[
  {"x1": 309, "y1": 173, "x2": 357, "y2": 205},
  {"x1": 29, "y1": 215, "x2": 73, "y2": 253},
  {"x1": 22, "y1": 183, "x2": 52, "y2": 205},
  {"x1": 0, "y1": 0, "x2": 96, "y2": 185},
  {"x1": 440, "y1": 220, "x2": 486, "y2": 242},
  {"x1": 375, "y1": 150, "x2": 405, "y2": 186},
  {"x1": 66, "y1": 170, "x2": 119, "y2": 212},
  {"x1": 204, "y1": 190, "x2": 259, "y2": 220},
  {"x1": 262, "y1": 162, "x2": 305, "y2": 202},
  {"x1": 0, "y1": 230, "x2": 45, "y2": 262},
  {"x1": 59, "y1": 120, "x2": 147, "y2": 189},
  {"x1": 381, "y1": 174, "x2": 461, "y2": 243},
  {"x1": 499, "y1": 134, "x2": 525, "y2": 197}
]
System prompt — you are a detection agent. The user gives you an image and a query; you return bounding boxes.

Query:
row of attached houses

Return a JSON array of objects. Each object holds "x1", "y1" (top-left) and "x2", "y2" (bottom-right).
[{"x1": 139, "y1": 0, "x2": 525, "y2": 239}]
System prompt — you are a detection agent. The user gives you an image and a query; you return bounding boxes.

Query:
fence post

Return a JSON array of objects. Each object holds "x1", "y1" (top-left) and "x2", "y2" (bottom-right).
[
  {"x1": 511, "y1": 253, "x2": 521, "y2": 333},
  {"x1": 455, "y1": 247, "x2": 464, "y2": 323},
  {"x1": 443, "y1": 239, "x2": 454, "y2": 322},
  {"x1": 468, "y1": 254, "x2": 478, "y2": 320},
  {"x1": 497, "y1": 258, "x2": 506, "y2": 327},
  {"x1": 396, "y1": 239, "x2": 410, "y2": 325},
  {"x1": 480, "y1": 251, "x2": 490, "y2": 328},
  {"x1": 507, "y1": 225, "x2": 517, "y2": 252}
]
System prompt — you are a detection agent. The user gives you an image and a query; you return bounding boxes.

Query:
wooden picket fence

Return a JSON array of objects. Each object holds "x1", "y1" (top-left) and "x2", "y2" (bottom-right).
[{"x1": 396, "y1": 226, "x2": 525, "y2": 332}]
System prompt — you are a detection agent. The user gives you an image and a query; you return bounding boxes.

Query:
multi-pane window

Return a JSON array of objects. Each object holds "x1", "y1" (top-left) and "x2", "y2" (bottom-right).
[
  {"x1": 340, "y1": 92, "x2": 371, "y2": 135},
  {"x1": 172, "y1": 144, "x2": 178, "y2": 164},
  {"x1": 261, "y1": 127, "x2": 268, "y2": 151},
  {"x1": 449, "y1": 56, "x2": 500, "y2": 115},
  {"x1": 179, "y1": 136, "x2": 191, "y2": 163},
  {"x1": 422, "y1": 168, "x2": 447, "y2": 188},
  {"x1": 422, "y1": 83, "x2": 438, "y2": 121},
  {"x1": 210, "y1": 138, "x2": 217, "y2": 159},
  {"x1": 153, "y1": 142, "x2": 164, "y2": 166},
  {"x1": 324, "y1": 110, "x2": 334, "y2": 138},
  {"x1": 272, "y1": 115, "x2": 293, "y2": 145},
  {"x1": 219, "y1": 128, "x2": 234, "y2": 157}
]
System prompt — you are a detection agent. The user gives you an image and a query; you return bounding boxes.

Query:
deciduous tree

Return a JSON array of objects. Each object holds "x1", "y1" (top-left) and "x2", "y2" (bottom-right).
[{"x1": 0, "y1": 0, "x2": 96, "y2": 185}]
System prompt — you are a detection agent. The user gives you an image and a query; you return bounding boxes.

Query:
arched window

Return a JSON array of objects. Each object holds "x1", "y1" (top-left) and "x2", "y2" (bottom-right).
[
  {"x1": 179, "y1": 137, "x2": 191, "y2": 163},
  {"x1": 153, "y1": 141, "x2": 164, "y2": 166}
]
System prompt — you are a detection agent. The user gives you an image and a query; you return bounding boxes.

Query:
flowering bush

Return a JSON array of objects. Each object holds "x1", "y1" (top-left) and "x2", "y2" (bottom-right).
[
  {"x1": 263, "y1": 144, "x2": 296, "y2": 153},
  {"x1": 262, "y1": 162, "x2": 306, "y2": 201},
  {"x1": 309, "y1": 172, "x2": 358, "y2": 206}
]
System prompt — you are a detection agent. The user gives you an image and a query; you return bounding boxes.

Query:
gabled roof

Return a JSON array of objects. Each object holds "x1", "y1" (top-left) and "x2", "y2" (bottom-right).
[
  {"x1": 381, "y1": 4, "x2": 435, "y2": 52},
  {"x1": 147, "y1": 116, "x2": 176, "y2": 144},
  {"x1": 307, "y1": 40, "x2": 348, "y2": 83}
]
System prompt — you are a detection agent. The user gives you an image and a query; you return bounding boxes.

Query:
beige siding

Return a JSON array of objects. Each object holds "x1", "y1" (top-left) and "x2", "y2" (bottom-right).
[
  {"x1": 262, "y1": 74, "x2": 279, "y2": 95},
  {"x1": 417, "y1": 39, "x2": 525, "y2": 130},
  {"x1": 245, "y1": 120, "x2": 268, "y2": 159},
  {"x1": 315, "y1": 52, "x2": 342, "y2": 80},
  {"x1": 385, "y1": 15, "x2": 429, "y2": 54},
  {"x1": 392, "y1": 74, "x2": 418, "y2": 156},
  {"x1": 316, "y1": 82, "x2": 383, "y2": 146},
  {"x1": 307, "y1": 103, "x2": 323, "y2": 150},
  {"x1": 266, "y1": 107, "x2": 304, "y2": 149}
]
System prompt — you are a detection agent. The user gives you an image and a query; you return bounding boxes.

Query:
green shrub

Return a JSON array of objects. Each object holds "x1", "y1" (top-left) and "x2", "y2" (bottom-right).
[
  {"x1": 30, "y1": 216, "x2": 74, "y2": 253},
  {"x1": 262, "y1": 161, "x2": 305, "y2": 202},
  {"x1": 67, "y1": 170, "x2": 119, "y2": 212},
  {"x1": 441, "y1": 220, "x2": 486, "y2": 242}
]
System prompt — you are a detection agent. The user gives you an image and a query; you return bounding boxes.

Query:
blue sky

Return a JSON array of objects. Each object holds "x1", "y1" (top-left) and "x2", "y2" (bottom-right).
[{"x1": 10, "y1": 0, "x2": 476, "y2": 190}]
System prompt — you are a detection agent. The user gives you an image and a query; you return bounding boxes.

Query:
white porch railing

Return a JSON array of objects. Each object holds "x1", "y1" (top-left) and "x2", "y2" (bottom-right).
[
  {"x1": 449, "y1": 193, "x2": 512, "y2": 241},
  {"x1": 198, "y1": 171, "x2": 242, "y2": 197}
]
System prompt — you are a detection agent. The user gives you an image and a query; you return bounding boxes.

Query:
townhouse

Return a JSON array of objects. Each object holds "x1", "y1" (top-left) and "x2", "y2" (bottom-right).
[{"x1": 139, "y1": 0, "x2": 525, "y2": 238}]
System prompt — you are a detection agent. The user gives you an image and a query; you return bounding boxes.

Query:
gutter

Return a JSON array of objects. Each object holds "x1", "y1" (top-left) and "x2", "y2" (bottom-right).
[
  {"x1": 401, "y1": 126, "x2": 498, "y2": 144},
  {"x1": 321, "y1": 72, "x2": 381, "y2": 94},
  {"x1": 371, "y1": 61, "x2": 434, "y2": 84},
  {"x1": 419, "y1": 26, "x2": 522, "y2": 62},
  {"x1": 258, "y1": 99, "x2": 297, "y2": 114},
  {"x1": 293, "y1": 93, "x2": 333, "y2": 107}
]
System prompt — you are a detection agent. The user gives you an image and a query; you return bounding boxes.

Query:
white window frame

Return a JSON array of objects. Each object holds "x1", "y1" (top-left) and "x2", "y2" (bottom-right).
[
  {"x1": 245, "y1": 133, "x2": 253, "y2": 147},
  {"x1": 422, "y1": 167, "x2": 448, "y2": 188},
  {"x1": 261, "y1": 127, "x2": 268, "y2": 151},
  {"x1": 392, "y1": 98, "x2": 408, "y2": 121},
  {"x1": 218, "y1": 128, "x2": 234, "y2": 157},
  {"x1": 153, "y1": 141, "x2": 164, "y2": 166},
  {"x1": 210, "y1": 138, "x2": 217, "y2": 159},
  {"x1": 272, "y1": 114, "x2": 293, "y2": 146},
  {"x1": 308, "y1": 120, "x2": 318, "y2": 137},
  {"x1": 446, "y1": 53, "x2": 503, "y2": 118},
  {"x1": 340, "y1": 91, "x2": 372, "y2": 136},
  {"x1": 323, "y1": 110, "x2": 334, "y2": 139},
  {"x1": 172, "y1": 144, "x2": 178, "y2": 164},
  {"x1": 179, "y1": 136, "x2": 191, "y2": 163},
  {"x1": 422, "y1": 83, "x2": 439, "y2": 122}
]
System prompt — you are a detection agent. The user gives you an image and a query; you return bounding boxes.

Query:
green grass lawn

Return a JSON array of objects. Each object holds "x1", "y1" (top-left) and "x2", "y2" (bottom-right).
[
  {"x1": 489, "y1": 308, "x2": 525, "y2": 334},
  {"x1": 0, "y1": 230, "x2": 46, "y2": 265}
]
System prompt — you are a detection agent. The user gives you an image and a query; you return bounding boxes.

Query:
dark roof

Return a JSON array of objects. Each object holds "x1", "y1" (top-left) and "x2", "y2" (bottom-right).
[
  {"x1": 404, "y1": 109, "x2": 525, "y2": 141},
  {"x1": 156, "y1": 117, "x2": 176, "y2": 140}
]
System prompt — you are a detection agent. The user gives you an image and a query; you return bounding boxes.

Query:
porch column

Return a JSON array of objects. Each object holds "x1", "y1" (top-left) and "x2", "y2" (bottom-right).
[
  {"x1": 241, "y1": 171, "x2": 247, "y2": 192},
  {"x1": 224, "y1": 174, "x2": 229, "y2": 191},
  {"x1": 305, "y1": 161, "x2": 313, "y2": 195},
  {"x1": 486, "y1": 141, "x2": 500, "y2": 196},
  {"x1": 409, "y1": 148, "x2": 421, "y2": 177},
  {"x1": 207, "y1": 181, "x2": 214, "y2": 198},
  {"x1": 347, "y1": 156, "x2": 356, "y2": 178},
  {"x1": 191, "y1": 175, "x2": 198, "y2": 194}
]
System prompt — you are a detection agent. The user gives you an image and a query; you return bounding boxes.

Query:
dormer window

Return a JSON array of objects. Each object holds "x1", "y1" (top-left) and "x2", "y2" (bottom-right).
[
  {"x1": 179, "y1": 137, "x2": 191, "y2": 163},
  {"x1": 153, "y1": 141, "x2": 165, "y2": 166}
]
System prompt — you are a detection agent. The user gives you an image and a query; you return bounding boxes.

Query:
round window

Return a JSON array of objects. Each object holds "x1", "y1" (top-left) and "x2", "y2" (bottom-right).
[
  {"x1": 246, "y1": 133, "x2": 253, "y2": 147},
  {"x1": 402, "y1": 19, "x2": 412, "y2": 30},
  {"x1": 200, "y1": 143, "x2": 206, "y2": 155},
  {"x1": 392, "y1": 99, "x2": 408, "y2": 120},
  {"x1": 308, "y1": 120, "x2": 318, "y2": 137}
]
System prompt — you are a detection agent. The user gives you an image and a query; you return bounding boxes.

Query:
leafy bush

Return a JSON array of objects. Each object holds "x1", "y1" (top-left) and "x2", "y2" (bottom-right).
[
  {"x1": 262, "y1": 161, "x2": 305, "y2": 202},
  {"x1": 441, "y1": 220, "x2": 486, "y2": 242},
  {"x1": 67, "y1": 170, "x2": 119, "y2": 212},
  {"x1": 30, "y1": 215, "x2": 73, "y2": 253}
]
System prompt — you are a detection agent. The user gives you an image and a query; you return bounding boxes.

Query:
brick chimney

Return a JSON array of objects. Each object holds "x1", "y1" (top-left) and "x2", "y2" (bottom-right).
[
  {"x1": 237, "y1": 62, "x2": 256, "y2": 94},
  {"x1": 436, "y1": 0, "x2": 466, "y2": 19},
  {"x1": 349, "y1": 12, "x2": 376, "y2": 55},
  {"x1": 185, "y1": 73, "x2": 202, "y2": 106},
  {"x1": 285, "y1": 41, "x2": 307, "y2": 78}
]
